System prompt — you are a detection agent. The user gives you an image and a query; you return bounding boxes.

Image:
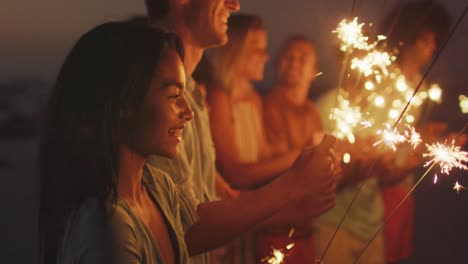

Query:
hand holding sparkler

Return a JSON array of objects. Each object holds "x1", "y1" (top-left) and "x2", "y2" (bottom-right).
[{"x1": 290, "y1": 134, "x2": 339, "y2": 217}]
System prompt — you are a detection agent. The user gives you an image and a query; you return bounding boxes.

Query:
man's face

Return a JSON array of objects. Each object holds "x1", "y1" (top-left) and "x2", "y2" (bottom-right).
[
  {"x1": 277, "y1": 41, "x2": 317, "y2": 89},
  {"x1": 186, "y1": 0, "x2": 240, "y2": 48}
]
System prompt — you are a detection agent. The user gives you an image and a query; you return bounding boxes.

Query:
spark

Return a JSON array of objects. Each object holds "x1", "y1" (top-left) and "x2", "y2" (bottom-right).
[
  {"x1": 388, "y1": 109, "x2": 399, "y2": 119},
  {"x1": 365, "y1": 81, "x2": 375, "y2": 91},
  {"x1": 404, "y1": 125, "x2": 422, "y2": 149},
  {"x1": 405, "y1": 91, "x2": 424, "y2": 107},
  {"x1": 423, "y1": 141, "x2": 468, "y2": 175},
  {"x1": 376, "y1": 74, "x2": 382, "y2": 83},
  {"x1": 262, "y1": 244, "x2": 295, "y2": 264},
  {"x1": 392, "y1": 99, "x2": 403, "y2": 108},
  {"x1": 453, "y1": 181, "x2": 465, "y2": 194},
  {"x1": 428, "y1": 84, "x2": 442, "y2": 103},
  {"x1": 419, "y1": 91, "x2": 428, "y2": 100},
  {"x1": 374, "y1": 96, "x2": 386, "y2": 108},
  {"x1": 434, "y1": 174, "x2": 438, "y2": 184},
  {"x1": 360, "y1": 119, "x2": 373, "y2": 128},
  {"x1": 459, "y1": 95, "x2": 468, "y2": 114},
  {"x1": 374, "y1": 124, "x2": 406, "y2": 151},
  {"x1": 343, "y1": 153, "x2": 351, "y2": 164},
  {"x1": 395, "y1": 75, "x2": 409, "y2": 92},
  {"x1": 405, "y1": 115, "x2": 415, "y2": 124}
]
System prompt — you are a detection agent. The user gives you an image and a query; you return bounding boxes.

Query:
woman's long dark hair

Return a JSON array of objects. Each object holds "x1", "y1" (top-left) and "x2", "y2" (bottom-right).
[{"x1": 38, "y1": 21, "x2": 184, "y2": 263}]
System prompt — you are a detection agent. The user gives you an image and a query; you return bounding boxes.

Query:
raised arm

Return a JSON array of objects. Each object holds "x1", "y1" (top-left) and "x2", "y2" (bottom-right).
[{"x1": 185, "y1": 135, "x2": 338, "y2": 255}]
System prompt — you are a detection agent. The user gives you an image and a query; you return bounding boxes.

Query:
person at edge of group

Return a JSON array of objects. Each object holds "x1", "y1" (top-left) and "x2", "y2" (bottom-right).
[
  {"x1": 379, "y1": 1, "x2": 454, "y2": 263},
  {"x1": 38, "y1": 23, "x2": 194, "y2": 264},
  {"x1": 144, "y1": 0, "x2": 339, "y2": 263},
  {"x1": 203, "y1": 14, "x2": 304, "y2": 263},
  {"x1": 314, "y1": 1, "x2": 455, "y2": 264},
  {"x1": 258, "y1": 35, "x2": 324, "y2": 263}
]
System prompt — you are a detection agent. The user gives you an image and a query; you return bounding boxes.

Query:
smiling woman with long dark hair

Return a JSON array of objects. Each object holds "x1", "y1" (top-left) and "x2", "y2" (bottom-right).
[{"x1": 38, "y1": 22, "x2": 194, "y2": 264}]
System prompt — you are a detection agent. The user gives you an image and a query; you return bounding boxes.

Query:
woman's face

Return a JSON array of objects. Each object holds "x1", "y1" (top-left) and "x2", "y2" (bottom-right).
[
  {"x1": 238, "y1": 29, "x2": 269, "y2": 81},
  {"x1": 414, "y1": 30, "x2": 437, "y2": 66},
  {"x1": 404, "y1": 30, "x2": 437, "y2": 69},
  {"x1": 127, "y1": 49, "x2": 194, "y2": 158}
]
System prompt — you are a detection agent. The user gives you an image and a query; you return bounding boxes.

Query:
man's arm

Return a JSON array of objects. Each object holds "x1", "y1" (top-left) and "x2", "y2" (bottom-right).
[{"x1": 185, "y1": 135, "x2": 338, "y2": 255}]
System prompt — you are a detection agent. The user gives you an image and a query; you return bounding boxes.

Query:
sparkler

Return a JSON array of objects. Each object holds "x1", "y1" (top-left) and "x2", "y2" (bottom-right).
[
  {"x1": 330, "y1": 95, "x2": 363, "y2": 143},
  {"x1": 373, "y1": 124, "x2": 406, "y2": 151},
  {"x1": 262, "y1": 243, "x2": 295, "y2": 264},
  {"x1": 333, "y1": 17, "x2": 368, "y2": 52},
  {"x1": 333, "y1": 17, "x2": 387, "y2": 52},
  {"x1": 350, "y1": 50, "x2": 393, "y2": 79},
  {"x1": 423, "y1": 141, "x2": 468, "y2": 175}
]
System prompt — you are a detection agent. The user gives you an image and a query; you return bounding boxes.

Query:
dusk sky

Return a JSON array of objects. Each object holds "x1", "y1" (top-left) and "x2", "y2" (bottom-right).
[
  {"x1": 2, "y1": 0, "x2": 468, "y2": 91},
  {"x1": 2, "y1": 0, "x2": 466, "y2": 129}
]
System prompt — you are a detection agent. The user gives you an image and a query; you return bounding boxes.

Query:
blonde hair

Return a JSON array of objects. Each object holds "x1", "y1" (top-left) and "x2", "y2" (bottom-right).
[{"x1": 208, "y1": 14, "x2": 265, "y2": 94}]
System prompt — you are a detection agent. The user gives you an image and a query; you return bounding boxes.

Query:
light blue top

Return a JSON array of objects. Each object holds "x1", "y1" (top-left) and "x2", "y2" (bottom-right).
[
  {"x1": 315, "y1": 88, "x2": 383, "y2": 241},
  {"x1": 58, "y1": 165, "x2": 190, "y2": 264}
]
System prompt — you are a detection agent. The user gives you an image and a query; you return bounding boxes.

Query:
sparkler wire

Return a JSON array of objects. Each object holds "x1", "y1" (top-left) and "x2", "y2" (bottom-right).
[
  {"x1": 318, "y1": 144, "x2": 386, "y2": 262},
  {"x1": 352, "y1": 163, "x2": 436, "y2": 264},
  {"x1": 353, "y1": 123, "x2": 467, "y2": 262}
]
